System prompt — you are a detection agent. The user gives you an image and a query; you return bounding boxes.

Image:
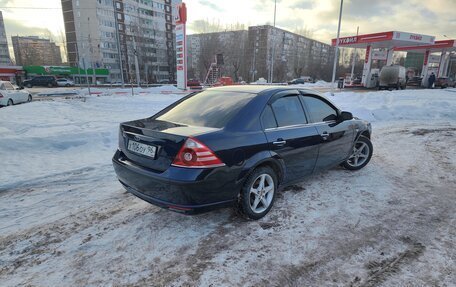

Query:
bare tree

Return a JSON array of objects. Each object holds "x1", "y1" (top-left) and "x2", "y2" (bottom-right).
[
  {"x1": 294, "y1": 26, "x2": 314, "y2": 38},
  {"x1": 190, "y1": 20, "x2": 224, "y2": 34}
]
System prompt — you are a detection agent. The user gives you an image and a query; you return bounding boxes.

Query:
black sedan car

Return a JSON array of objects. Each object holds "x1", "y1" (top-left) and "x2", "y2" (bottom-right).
[{"x1": 113, "y1": 86, "x2": 373, "y2": 219}]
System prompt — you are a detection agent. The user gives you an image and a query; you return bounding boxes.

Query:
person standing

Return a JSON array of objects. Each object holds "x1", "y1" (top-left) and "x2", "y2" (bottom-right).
[{"x1": 428, "y1": 72, "x2": 436, "y2": 89}]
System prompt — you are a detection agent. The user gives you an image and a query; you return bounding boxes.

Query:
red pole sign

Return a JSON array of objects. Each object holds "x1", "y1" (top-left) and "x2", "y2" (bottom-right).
[
  {"x1": 175, "y1": 3, "x2": 187, "y2": 90},
  {"x1": 423, "y1": 50, "x2": 430, "y2": 66}
]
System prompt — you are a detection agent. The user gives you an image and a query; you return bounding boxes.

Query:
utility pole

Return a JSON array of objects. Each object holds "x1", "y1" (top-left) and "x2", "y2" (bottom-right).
[
  {"x1": 88, "y1": 17, "x2": 96, "y2": 86},
  {"x1": 331, "y1": 0, "x2": 344, "y2": 94},
  {"x1": 113, "y1": 0, "x2": 125, "y2": 87},
  {"x1": 82, "y1": 57, "x2": 91, "y2": 95},
  {"x1": 251, "y1": 41, "x2": 257, "y2": 83},
  {"x1": 133, "y1": 37, "x2": 140, "y2": 87},
  {"x1": 269, "y1": 0, "x2": 277, "y2": 84}
]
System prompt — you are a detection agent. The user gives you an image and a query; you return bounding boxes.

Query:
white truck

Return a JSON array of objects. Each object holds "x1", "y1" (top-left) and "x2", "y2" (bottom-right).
[{"x1": 378, "y1": 65, "x2": 407, "y2": 90}]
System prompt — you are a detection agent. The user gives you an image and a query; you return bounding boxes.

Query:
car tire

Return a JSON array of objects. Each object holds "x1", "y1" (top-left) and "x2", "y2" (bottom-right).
[
  {"x1": 237, "y1": 166, "x2": 277, "y2": 220},
  {"x1": 7, "y1": 99, "x2": 13, "y2": 106},
  {"x1": 66, "y1": 84, "x2": 70, "y2": 87},
  {"x1": 26, "y1": 84, "x2": 32, "y2": 88},
  {"x1": 342, "y1": 136, "x2": 373, "y2": 171},
  {"x1": 28, "y1": 95, "x2": 32, "y2": 102},
  {"x1": 48, "y1": 83, "x2": 53, "y2": 88}
]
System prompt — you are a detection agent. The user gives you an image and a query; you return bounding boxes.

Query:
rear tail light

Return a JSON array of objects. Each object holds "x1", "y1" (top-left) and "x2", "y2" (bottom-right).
[{"x1": 172, "y1": 137, "x2": 225, "y2": 168}]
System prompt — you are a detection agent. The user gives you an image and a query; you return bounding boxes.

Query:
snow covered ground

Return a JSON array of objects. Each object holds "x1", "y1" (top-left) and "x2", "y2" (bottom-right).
[{"x1": 0, "y1": 88, "x2": 455, "y2": 286}]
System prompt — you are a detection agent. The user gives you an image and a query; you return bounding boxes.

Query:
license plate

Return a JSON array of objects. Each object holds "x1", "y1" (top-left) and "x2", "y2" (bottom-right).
[{"x1": 127, "y1": 140, "x2": 157, "y2": 158}]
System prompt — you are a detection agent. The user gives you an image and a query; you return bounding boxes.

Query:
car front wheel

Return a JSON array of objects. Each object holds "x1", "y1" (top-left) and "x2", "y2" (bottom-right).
[
  {"x1": 7, "y1": 99, "x2": 13, "y2": 106},
  {"x1": 343, "y1": 136, "x2": 373, "y2": 170},
  {"x1": 238, "y1": 166, "x2": 277, "y2": 220},
  {"x1": 28, "y1": 95, "x2": 32, "y2": 102}
]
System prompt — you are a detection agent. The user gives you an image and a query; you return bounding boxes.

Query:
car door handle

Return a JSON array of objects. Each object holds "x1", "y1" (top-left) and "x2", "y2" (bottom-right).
[
  {"x1": 321, "y1": 132, "x2": 330, "y2": 140},
  {"x1": 273, "y1": 139, "x2": 287, "y2": 146}
]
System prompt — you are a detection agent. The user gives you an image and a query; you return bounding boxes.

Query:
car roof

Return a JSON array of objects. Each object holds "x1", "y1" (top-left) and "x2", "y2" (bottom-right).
[{"x1": 206, "y1": 85, "x2": 323, "y2": 95}]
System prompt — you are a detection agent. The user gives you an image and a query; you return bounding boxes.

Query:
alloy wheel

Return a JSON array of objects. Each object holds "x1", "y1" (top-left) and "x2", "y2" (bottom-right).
[
  {"x1": 347, "y1": 141, "x2": 370, "y2": 168},
  {"x1": 249, "y1": 174, "x2": 275, "y2": 214}
]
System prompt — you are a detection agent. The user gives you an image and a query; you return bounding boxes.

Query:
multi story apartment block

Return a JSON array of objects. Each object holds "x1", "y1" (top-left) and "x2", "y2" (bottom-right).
[
  {"x1": 61, "y1": 0, "x2": 180, "y2": 83},
  {"x1": 0, "y1": 11, "x2": 11, "y2": 65},
  {"x1": 188, "y1": 25, "x2": 336, "y2": 83},
  {"x1": 247, "y1": 25, "x2": 335, "y2": 82},
  {"x1": 11, "y1": 36, "x2": 62, "y2": 66}
]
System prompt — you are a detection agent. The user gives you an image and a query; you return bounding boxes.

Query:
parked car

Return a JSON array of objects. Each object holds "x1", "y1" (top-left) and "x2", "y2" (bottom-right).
[
  {"x1": 56, "y1": 78, "x2": 75, "y2": 87},
  {"x1": 187, "y1": 79, "x2": 203, "y2": 89},
  {"x1": 379, "y1": 65, "x2": 407, "y2": 90},
  {"x1": 406, "y1": 76, "x2": 423, "y2": 87},
  {"x1": 112, "y1": 86, "x2": 373, "y2": 219},
  {"x1": 22, "y1": 76, "x2": 58, "y2": 88},
  {"x1": 288, "y1": 77, "x2": 314, "y2": 85},
  {"x1": 435, "y1": 77, "x2": 456, "y2": 89},
  {"x1": 0, "y1": 81, "x2": 32, "y2": 107}
]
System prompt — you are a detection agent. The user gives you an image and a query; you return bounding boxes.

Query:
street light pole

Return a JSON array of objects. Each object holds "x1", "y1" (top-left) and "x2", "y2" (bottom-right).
[
  {"x1": 269, "y1": 0, "x2": 277, "y2": 84},
  {"x1": 331, "y1": 0, "x2": 344, "y2": 94}
]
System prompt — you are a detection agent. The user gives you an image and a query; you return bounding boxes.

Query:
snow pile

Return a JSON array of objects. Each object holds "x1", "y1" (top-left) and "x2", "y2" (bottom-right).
[
  {"x1": 288, "y1": 80, "x2": 332, "y2": 88},
  {"x1": 36, "y1": 85, "x2": 184, "y2": 97},
  {"x1": 328, "y1": 88, "x2": 456, "y2": 124},
  {"x1": 0, "y1": 93, "x2": 182, "y2": 189}
]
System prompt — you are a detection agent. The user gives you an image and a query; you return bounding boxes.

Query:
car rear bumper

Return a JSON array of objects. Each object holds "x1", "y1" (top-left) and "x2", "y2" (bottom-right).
[{"x1": 112, "y1": 150, "x2": 240, "y2": 214}]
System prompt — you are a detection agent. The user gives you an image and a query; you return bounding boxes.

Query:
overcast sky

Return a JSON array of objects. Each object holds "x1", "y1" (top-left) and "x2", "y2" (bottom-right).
[{"x1": 0, "y1": 0, "x2": 455, "y2": 59}]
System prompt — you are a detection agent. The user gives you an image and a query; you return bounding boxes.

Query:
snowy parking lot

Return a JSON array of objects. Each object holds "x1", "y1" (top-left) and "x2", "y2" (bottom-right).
[{"x1": 0, "y1": 87, "x2": 455, "y2": 286}]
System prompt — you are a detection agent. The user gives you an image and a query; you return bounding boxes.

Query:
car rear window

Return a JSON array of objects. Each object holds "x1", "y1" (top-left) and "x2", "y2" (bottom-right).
[{"x1": 156, "y1": 91, "x2": 256, "y2": 128}]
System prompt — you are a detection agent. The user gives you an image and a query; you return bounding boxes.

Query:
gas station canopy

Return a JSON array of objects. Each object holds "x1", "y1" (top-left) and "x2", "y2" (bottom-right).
[
  {"x1": 331, "y1": 31, "x2": 455, "y2": 87},
  {"x1": 331, "y1": 31, "x2": 435, "y2": 49},
  {"x1": 394, "y1": 40, "x2": 456, "y2": 53}
]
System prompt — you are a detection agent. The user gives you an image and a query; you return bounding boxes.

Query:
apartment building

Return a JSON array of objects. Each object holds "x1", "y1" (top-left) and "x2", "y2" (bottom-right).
[
  {"x1": 188, "y1": 25, "x2": 336, "y2": 83},
  {"x1": 61, "y1": 0, "x2": 181, "y2": 83},
  {"x1": 247, "y1": 25, "x2": 335, "y2": 82},
  {"x1": 11, "y1": 36, "x2": 62, "y2": 66},
  {"x1": 0, "y1": 11, "x2": 11, "y2": 65}
]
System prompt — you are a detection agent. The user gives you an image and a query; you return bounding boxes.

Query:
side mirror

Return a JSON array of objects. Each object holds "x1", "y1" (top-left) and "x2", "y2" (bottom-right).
[{"x1": 339, "y1": 111, "x2": 353, "y2": 121}]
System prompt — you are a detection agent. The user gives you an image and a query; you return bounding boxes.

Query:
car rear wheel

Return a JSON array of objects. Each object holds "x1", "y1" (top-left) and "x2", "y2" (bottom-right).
[
  {"x1": 28, "y1": 95, "x2": 32, "y2": 102},
  {"x1": 7, "y1": 99, "x2": 13, "y2": 106},
  {"x1": 343, "y1": 136, "x2": 373, "y2": 170},
  {"x1": 238, "y1": 166, "x2": 277, "y2": 220},
  {"x1": 26, "y1": 83, "x2": 32, "y2": 88}
]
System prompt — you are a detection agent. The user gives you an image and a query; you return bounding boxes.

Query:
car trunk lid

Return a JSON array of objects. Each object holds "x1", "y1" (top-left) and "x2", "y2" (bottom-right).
[{"x1": 120, "y1": 118, "x2": 220, "y2": 172}]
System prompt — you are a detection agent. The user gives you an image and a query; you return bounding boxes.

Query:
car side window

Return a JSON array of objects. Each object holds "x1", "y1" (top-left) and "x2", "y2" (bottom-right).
[
  {"x1": 0, "y1": 84, "x2": 5, "y2": 90},
  {"x1": 301, "y1": 95, "x2": 338, "y2": 123},
  {"x1": 4, "y1": 82, "x2": 14, "y2": 90},
  {"x1": 271, "y1": 96, "x2": 307, "y2": 127},
  {"x1": 261, "y1": 105, "x2": 277, "y2": 129}
]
